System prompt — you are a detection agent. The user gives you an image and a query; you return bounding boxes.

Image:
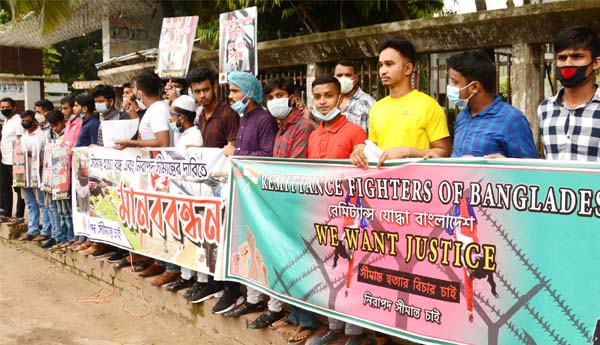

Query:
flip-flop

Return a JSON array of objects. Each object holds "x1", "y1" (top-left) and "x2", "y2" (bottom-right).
[
  {"x1": 269, "y1": 318, "x2": 293, "y2": 330},
  {"x1": 287, "y1": 326, "x2": 313, "y2": 345}
]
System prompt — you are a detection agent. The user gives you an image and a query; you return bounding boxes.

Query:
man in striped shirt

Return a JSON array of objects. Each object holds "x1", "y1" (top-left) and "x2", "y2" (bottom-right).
[{"x1": 538, "y1": 25, "x2": 600, "y2": 162}]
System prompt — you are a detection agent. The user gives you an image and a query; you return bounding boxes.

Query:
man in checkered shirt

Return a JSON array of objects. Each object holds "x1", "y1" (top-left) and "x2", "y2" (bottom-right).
[{"x1": 538, "y1": 25, "x2": 600, "y2": 161}]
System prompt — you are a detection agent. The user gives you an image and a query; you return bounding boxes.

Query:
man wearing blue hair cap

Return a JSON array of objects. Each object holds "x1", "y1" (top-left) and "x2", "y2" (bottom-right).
[{"x1": 224, "y1": 71, "x2": 277, "y2": 157}]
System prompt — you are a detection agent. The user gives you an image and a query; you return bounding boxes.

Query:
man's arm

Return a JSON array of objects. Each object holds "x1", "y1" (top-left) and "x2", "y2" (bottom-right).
[
  {"x1": 115, "y1": 130, "x2": 169, "y2": 149},
  {"x1": 376, "y1": 137, "x2": 452, "y2": 167}
]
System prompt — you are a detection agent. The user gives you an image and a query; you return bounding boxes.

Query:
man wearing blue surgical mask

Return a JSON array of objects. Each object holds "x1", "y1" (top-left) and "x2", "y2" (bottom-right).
[
  {"x1": 441, "y1": 50, "x2": 537, "y2": 159},
  {"x1": 92, "y1": 84, "x2": 125, "y2": 147},
  {"x1": 225, "y1": 71, "x2": 277, "y2": 157}
]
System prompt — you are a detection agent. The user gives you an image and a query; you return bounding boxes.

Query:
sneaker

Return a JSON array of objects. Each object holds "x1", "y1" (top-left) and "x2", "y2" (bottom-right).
[
  {"x1": 249, "y1": 309, "x2": 286, "y2": 329},
  {"x1": 106, "y1": 249, "x2": 128, "y2": 263},
  {"x1": 92, "y1": 245, "x2": 117, "y2": 259},
  {"x1": 183, "y1": 281, "x2": 205, "y2": 300},
  {"x1": 41, "y1": 238, "x2": 57, "y2": 249},
  {"x1": 166, "y1": 277, "x2": 195, "y2": 292},
  {"x1": 310, "y1": 330, "x2": 340, "y2": 345},
  {"x1": 212, "y1": 288, "x2": 245, "y2": 315},
  {"x1": 191, "y1": 281, "x2": 224, "y2": 304},
  {"x1": 224, "y1": 300, "x2": 266, "y2": 318}
]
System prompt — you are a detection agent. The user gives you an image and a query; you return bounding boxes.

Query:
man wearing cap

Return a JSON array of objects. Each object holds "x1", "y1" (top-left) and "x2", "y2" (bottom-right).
[
  {"x1": 172, "y1": 95, "x2": 203, "y2": 149},
  {"x1": 221, "y1": 71, "x2": 277, "y2": 318},
  {"x1": 224, "y1": 71, "x2": 277, "y2": 157}
]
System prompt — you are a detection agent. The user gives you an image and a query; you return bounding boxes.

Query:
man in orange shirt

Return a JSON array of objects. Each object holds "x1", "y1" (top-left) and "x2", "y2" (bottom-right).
[
  {"x1": 307, "y1": 76, "x2": 367, "y2": 345},
  {"x1": 308, "y1": 76, "x2": 367, "y2": 160}
]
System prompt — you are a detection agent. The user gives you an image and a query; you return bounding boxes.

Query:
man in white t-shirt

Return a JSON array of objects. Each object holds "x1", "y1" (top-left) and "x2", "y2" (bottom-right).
[
  {"x1": 172, "y1": 95, "x2": 203, "y2": 149},
  {"x1": 115, "y1": 71, "x2": 180, "y2": 287},
  {"x1": 0, "y1": 97, "x2": 25, "y2": 222},
  {"x1": 115, "y1": 72, "x2": 170, "y2": 147}
]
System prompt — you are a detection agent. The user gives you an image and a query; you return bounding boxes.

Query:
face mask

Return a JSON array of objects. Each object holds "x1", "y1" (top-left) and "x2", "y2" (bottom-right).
[
  {"x1": 0, "y1": 109, "x2": 11, "y2": 117},
  {"x1": 95, "y1": 102, "x2": 108, "y2": 114},
  {"x1": 267, "y1": 97, "x2": 292, "y2": 119},
  {"x1": 136, "y1": 99, "x2": 146, "y2": 110},
  {"x1": 338, "y1": 77, "x2": 354, "y2": 94},
  {"x1": 176, "y1": 123, "x2": 184, "y2": 133},
  {"x1": 231, "y1": 98, "x2": 249, "y2": 117},
  {"x1": 447, "y1": 82, "x2": 475, "y2": 107},
  {"x1": 556, "y1": 63, "x2": 593, "y2": 88},
  {"x1": 312, "y1": 107, "x2": 341, "y2": 122},
  {"x1": 175, "y1": 88, "x2": 182, "y2": 97},
  {"x1": 79, "y1": 113, "x2": 85, "y2": 119},
  {"x1": 35, "y1": 113, "x2": 46, "y2": 124},
  {"x1": 21, "y1": 121, "x2": 33, "y2": 129},
  {"x1": 67, "y1": 114, "x2": 76, "y2": 122},
  {"x1": 169, "y1": 122, "x2": 177, "y2": 131}
]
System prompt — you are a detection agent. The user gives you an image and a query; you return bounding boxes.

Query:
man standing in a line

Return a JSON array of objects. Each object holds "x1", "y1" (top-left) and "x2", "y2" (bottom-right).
[
  {"x1": 539, "y1": 25, "x2": 600, "y2": 162},
  {"x1": 0, "y1": 97, "x2": 25, "y2": 223}
]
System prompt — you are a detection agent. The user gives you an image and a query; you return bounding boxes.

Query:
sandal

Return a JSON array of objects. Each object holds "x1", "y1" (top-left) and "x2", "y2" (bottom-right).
[
  {"x1": 270, "y1": 318, "x2": 293, "y2": 330},
  {"x1": 287, "y1": 326, "x2": 314, "y2": 345}
]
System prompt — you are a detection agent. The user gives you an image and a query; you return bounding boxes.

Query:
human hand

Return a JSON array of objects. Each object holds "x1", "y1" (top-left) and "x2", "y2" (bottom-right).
[
  {"x1": 377, "y1": 146, "x2": 410, "y2": 168},
  {"x1": 223, "y1": 143, "x2": 236, "y2": 157},
  {"x1": 350, "y1": 144, "x2": 368, "y2": 170}
]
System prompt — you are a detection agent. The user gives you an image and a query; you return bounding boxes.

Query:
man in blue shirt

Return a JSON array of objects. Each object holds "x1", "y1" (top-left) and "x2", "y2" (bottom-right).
[
  {"x1": 443, "y1": 50, "x2": 537, "y2": 159},
  {"x1": 74, "y1": 94, "x2": 99, "y2": 147}
]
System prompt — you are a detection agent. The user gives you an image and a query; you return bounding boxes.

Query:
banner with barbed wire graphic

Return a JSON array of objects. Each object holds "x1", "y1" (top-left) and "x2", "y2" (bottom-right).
[{"x1": 225, "y1": 157, "x2": 599, "y2": 345}]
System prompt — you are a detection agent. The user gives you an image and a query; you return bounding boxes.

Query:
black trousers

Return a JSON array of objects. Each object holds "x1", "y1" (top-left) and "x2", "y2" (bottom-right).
[{"x1": 0, "y1": 163, "x2": 25, "y2": 218}]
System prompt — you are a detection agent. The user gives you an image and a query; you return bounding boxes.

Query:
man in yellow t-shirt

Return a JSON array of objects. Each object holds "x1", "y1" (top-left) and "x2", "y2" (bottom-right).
[{"x1": 351, "y1": 38, "x2": 451, "y2": 169}]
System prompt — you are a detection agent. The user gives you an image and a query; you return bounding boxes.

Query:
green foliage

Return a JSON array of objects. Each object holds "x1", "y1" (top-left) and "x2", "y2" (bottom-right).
[
  {"x1": 49, "y1": 30, "x2": 102, "y2": 85},
  {"x1": 174, "y1": 0, "x2": 444, "y2": 48},
  {"x1": 0, "y1": 8, "x2": 9, "y2": 24},
  {"x1": 42, "y1": 46, "x2": 61, "y2": 76},
  {"x1": 7, "y1": 0, "x2": 77, "y2": 36}
]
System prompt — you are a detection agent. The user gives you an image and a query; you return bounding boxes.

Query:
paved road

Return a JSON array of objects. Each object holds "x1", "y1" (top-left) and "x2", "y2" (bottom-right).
[{"x1": 0, "y1": 242, "x2": 219, "y2": 345}]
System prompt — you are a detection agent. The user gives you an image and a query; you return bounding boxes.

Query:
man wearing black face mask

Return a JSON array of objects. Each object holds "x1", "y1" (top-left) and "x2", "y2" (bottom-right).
[
  {"x1": 538, "y1": 25, "x2": 600, "y2": 161},
  {"x1": 0, "y1": 97, "x2": 25, "y2": 223}
]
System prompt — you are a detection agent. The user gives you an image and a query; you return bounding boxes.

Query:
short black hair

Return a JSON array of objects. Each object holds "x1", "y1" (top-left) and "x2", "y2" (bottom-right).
[
  {"x1": 311, "y1": 75, "x2": 341, "y2": 94},
  {"x1": 378, "y1": 38, "x2": 416, "y2": 65},
  {"x1": 174, "y1": 107, "x2": 196, "y2": 123},
  {"x1": 34, "y1": 99, "x2": 54, "y2": 112},
  {"x1": 21, "y1": 110, "x2": 35, "y2": 120},
  {"x1": 263, "y1": 77, "x2": 296, "y2": 97},
  {"x1": 335, "y1": 59, "x2": 357, "y2": 73},
  {"x1": 75, "y1": 93, "x2": 95, "y2": 113},
  {"x1": 187, "y1": 67, "x2": 217, "y2": 86},
  {"x1": 60, "y1": 95, "x2": 75, "y2": 107},
  {"x1": 447, "y1": 50, "x2": 496, "y2": 93},
  {"x1": 0, "y1": 97, "x2": 16, "y2": 107},
  {"x1": 122, "y1": 82, "x2": 131, "y2": 89},
  {"x1": 47, "y1": 110, "x2": 65, "y2": 125},
  {"x1": 170, "y1": 78, "x2": 189, "y2": 89},
  {"x1": 91, "y1": 84, "x2": 116, "y2": 100},
  {"x1": 554, "y1": 25, "x2": 600, "y2": 59},
  {"x1": 135, "y1": 71, "x2": 162, "y2": 97}
]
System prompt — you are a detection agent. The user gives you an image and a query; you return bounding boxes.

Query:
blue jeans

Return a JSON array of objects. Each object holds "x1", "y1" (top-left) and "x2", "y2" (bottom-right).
[
  {"x1": 24, "y1": 188, "x2": 51, "y2": 236},
  {"x1": 48, "y1": 197, "x2": 62, "y2": 242},
  {"x1": 61, "y1": 199, "x2": 74, "y2": 242},
  {"x1": 288, "y1": 306, "x2": 318, "y2": 328}
]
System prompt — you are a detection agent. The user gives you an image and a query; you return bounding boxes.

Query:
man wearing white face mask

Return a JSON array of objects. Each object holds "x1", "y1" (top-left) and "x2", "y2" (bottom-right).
[
  {"x1": 34, "y1": 99, "x2": 54, "y2": 139},
  {"x1": 308, "y1": 76, "x2": 367, "y2": 158},
  {"x1": 307, "y1": 76, "x2": 367, "y2": 345},
  {"x1": 265, "y1": 76, "x2": 315, "y2": 158},
  {"x1": 334, "y1": 60, "x2": 375, "y2": 133},
  {"x1": 241, "y1": 77, "x2": 316, "y2": 331}
]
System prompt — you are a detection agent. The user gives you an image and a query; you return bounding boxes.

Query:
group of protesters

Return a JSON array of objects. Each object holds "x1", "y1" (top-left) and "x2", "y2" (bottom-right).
[{"x1": 0, "y1": 24, "x2": 598, "y2": 345}]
